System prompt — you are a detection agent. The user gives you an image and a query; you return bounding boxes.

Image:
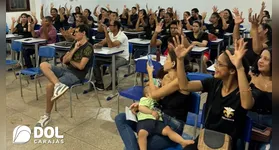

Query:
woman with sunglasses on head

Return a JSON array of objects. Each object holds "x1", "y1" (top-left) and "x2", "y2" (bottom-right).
[
  {"x1": 174, "y1": 35, "x2": 253, "y2": 150},
  {"x1": 248, "y1": 49, "x2": 272, "y2": 150}
]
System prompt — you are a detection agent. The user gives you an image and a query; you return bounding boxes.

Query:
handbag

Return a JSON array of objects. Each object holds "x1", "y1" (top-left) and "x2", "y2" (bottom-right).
[
  {"x1": 198, "y1": 82, "x2": 232, "y2": 150},
  {"x1": 251, "y1": 122, "x2": 272, "y2": 143},
  {"x1": 198, "y1": 129, "x2": 232, "y2": 150}
]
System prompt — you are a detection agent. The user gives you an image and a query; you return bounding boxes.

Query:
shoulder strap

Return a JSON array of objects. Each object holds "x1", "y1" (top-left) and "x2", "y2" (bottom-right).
[{"x1": 204, "y1": 81, "x2": 222, "y2": 127}]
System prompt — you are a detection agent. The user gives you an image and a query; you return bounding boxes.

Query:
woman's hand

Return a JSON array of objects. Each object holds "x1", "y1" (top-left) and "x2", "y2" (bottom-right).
[
  {"x1": 250, "y1": 13, "x2": 260, "y2": 25},
  {"x1": 212, "y1": 6, "x2": 218, "y2": 13},
  {"x1": 225, "y1": 38, "x2": 247, "y2": 69},
  {"x1": 129, "y1": 103, "x2": 139, "y2": 115},
  {"x1": 11, "y1": 17, "x2": 16, "y2": 23},
  {"x1": 234, "y1": 11, "x2": 244, "y2": 25},
  {"x1": 173, "y1": 35, "x2": 194, "y2": 59}
]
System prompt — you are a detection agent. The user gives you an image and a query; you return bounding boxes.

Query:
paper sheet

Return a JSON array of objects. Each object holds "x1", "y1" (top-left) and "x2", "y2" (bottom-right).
[{"x1": 125, "y1": 107, "x2": 138, "y2": 122}]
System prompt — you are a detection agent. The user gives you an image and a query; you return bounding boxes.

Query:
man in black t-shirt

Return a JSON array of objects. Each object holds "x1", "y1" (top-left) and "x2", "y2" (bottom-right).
[
  {"x1": 150, "y1": 20, "x2": 191, "y2": 55},
  {"x1": 188, "y1": 8, "x2": 203, "y2": 25},
  {"x1": 127, "y1": 7, "x2": 138, "y2": 29},
  {"x1": 35, "y1": 24, "x2": 93, "y2": 128}
]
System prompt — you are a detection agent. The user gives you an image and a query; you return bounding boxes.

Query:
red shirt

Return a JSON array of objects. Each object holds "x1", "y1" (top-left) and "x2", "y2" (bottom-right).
[{"x1": 35, "y1": 25, "x2": 57, "y2": 44}]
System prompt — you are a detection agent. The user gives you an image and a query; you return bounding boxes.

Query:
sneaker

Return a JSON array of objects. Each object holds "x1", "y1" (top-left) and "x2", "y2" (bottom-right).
[
  {"x1": 51, "y1": 83, "x2": 69, "y2": 101},
  {"x1": 105, "y1": 82, "x2": 118, "y2": 91},
  {"x1": 35, "y1": 115, "x2": 51, "y2": 127},
  {"x1": 95, "y1": 82, "x2": 105, "y2": 91}
]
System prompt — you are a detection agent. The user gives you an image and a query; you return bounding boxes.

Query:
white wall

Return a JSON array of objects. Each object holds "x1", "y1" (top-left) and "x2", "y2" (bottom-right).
[{"x1": 7, "y1": 0, "x2": 272, "y2": 28}]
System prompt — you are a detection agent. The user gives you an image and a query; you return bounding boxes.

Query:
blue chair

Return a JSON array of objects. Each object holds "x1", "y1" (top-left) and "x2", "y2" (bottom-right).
[
  {"x1": 165, "y1": 92, "x2": 201, "y2": 150},
  {"x1": 54, "y1": 55, "x2": 102, "y2": 118},
  {"x1": 187, "y1": 72, "x2": 213, "y2": 81},
  {"x1": 186, "y1": 92, "x2": 201, "y2": 138},
  {"x1": 6, "y1": 41, "x2": 23, "y2": 78},
  {"x1": 243, "y1": 116, "x2": 253, "y2": 150},
  {"x1": 19, "y1": 46, "x2": 56, "y2": 100},
  {"x1": 34, "y1": 24, "x2": 41, "y2": 30},
  {"x1": 117, "y1": 59, "x2": 162, "y2": 113}
]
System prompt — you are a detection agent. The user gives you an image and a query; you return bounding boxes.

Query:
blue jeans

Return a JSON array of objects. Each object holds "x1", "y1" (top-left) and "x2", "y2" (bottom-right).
[{"x1": 115, "y1": 113, "x2": 184, "y2": 150}]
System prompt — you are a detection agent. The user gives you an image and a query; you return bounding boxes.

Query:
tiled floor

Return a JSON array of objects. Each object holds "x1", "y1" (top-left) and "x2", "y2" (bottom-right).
[{"x1": 6, "y1": 64, "x2": 207, "y2": 150}]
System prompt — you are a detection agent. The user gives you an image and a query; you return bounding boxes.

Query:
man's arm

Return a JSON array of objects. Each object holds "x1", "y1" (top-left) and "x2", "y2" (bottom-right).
[
  {"x1": 69, "y1": 57, "x2": 89, "y2": 70},
  {"x1": 63, "y1": 47, "x2": 78, "y2": 64},
  {"x1": 104, "y1": 28, "x2": 123, "y2": 48}
]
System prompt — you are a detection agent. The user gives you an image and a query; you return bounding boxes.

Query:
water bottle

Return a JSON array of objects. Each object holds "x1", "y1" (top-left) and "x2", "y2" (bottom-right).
[
  {"x1": 156, "y1": 48, "x2": 160, "y2": 62},
  {"x1": 147, "y1": 54, "x2": 153, "y2": 67}
]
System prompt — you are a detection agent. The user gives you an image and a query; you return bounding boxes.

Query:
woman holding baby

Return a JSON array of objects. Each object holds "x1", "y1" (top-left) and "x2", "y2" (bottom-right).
[{"x1": 115, "y1": 39, "x2": 195, "y2": 150}]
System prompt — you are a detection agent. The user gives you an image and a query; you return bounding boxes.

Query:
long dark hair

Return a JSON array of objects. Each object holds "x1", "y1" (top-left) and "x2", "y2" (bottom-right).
[
  {"x1": 211, "y1": 12, "x2": 222, "y2": 25},
  {"x1": 261, "y1": 23, "x2": 272, "y2": 46},
  {"x1": 158, "y1": 9, "x2": 165, "y2": 18},
  {"x1": 224, "y1": 9, "x2": 233, "y2": 21},
  {"x1": 251, "y1": 49, "x2": 272, "y2": 76}
]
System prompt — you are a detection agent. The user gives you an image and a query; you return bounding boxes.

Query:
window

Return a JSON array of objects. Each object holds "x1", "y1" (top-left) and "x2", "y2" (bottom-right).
[{"x1": 6, "y1": 0, "x2": 30, "y2": 12}]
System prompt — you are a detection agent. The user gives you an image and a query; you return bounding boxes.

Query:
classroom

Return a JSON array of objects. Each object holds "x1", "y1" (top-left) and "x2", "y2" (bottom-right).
[{"x1": 6, "y1": 0, "x2": 272, "y2": 149}]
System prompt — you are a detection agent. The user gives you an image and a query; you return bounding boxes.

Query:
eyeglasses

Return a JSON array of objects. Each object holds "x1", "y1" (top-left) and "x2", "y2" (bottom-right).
[{"x1": 214, "y1": 59, "x2": 228, "y2": 67}]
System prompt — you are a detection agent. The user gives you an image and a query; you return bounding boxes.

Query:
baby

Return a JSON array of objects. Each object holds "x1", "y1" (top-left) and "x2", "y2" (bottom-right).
[{"x1": 136, "y1": 86, "x2": 194, "y2": 150}]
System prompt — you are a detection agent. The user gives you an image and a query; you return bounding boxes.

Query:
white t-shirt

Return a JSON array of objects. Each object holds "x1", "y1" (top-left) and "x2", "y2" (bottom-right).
[{"x1": 108, "y1": 31, "x2": 129, "y2": 60}]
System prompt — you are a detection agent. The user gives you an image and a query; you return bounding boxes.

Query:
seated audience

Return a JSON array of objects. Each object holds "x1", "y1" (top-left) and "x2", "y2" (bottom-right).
[
  {"x1": 10, "y1": 13, "x2": 32, "y2": 38},
  {"x1": 93, "y1": 21, "x2": 129, "y2": 90},
  {"x1": 173, "y1": 37, "x2": 252, "y2": 150},
  {"x1": 233, "y1": 9, "x2": 272, "y2": 66},
  {"x1": 40, "y1": 5, "x2": 64, "y2": 31},
  {"x1": 186, "y1": 20, "x2": 210, "y2": 73},
  {"x1": 22, "y1": 16, "x2": 57, "y2": 68},
  {"x1": 150, "y1": 20, "x2": 190, "y2": 55},
  {"x1": 116, "y1": 50, "x2": 194, "y2": 150},
  {"x1": 36, "y1": 24, "x2": 93, "y2": 127},
  {"x1": 181, "y1": 11, "x2": 191, "y2": 30},
  {"x1": 161, "y1": 12, "x2": 173, "y2": 35},
  {"x1": 157, "y1": 8, "x2": 165, "y2": 22},
  {"x1": 127, "y1": 6, "x2": 139, "y2": 29},
  {"x1": 188, "y1": 8, "x2": 203, "y2": 25},
  {"x1": 206, "y1": 12, "x2": 225, "y2": 39}
]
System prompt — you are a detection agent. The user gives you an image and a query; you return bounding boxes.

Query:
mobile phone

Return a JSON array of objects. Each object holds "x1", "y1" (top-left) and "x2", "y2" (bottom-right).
[
  {"x1": 252, "y1": 122, "x2": 267, "y2": 132},
  {"x1": 147, "y1": 54, "x2": 153, "y2": 67}
]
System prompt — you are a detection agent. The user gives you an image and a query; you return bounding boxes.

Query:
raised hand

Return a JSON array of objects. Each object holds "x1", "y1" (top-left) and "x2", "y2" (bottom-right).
[
  {"x1": 234, "y1": 11, "x2": 244, "y2": 24},
  {"x1": 31, "y1": 12, "x2": 36, "y2": 17},
  {"x1": 50, "y1": 3, "x2": 54, "y2": 8},
  {"x1": 248, "y1": 8, "x2": 253, "y2": 22},
  {"x1": 11, "y1": 17, "x2": 16, "y2": 23},
  {"x1": 225, "y1": 38, "x2": 247, "y2": 69},
  {"x1": 173, "y1": 35, "x2": 194, "y2": 59},
  {"x1": 219, "y1": 11, "x2": 224, "y2": 18},
  {"x1": 106, "y1": 4, "x2": 110, "y2": 10},
  {"x1": 201, "y1": 12, "x2": 207, "y2": 20},
  {"x1": 128, "y1": 10, "x2": 132, "y2": 16},
  {"x1": 155, "y1": 22, "x2": 163, "y2": 33},
  {"x1": 176, "y1": 21, "x2": 183, "y2": 35},
  {"x1": 250, "y1": 13, "x2": 260, "y2": 25},
  {"x1": 212, "y1": 5, "x2": 218, "y2": 12},
  {"x1": 41, "y1": 4, "x2": 44, "y2": 10},
  {"x1": 64, "y1": 3, "x2": 67, "y2": 8},
  {"x1": 232, "y1": 8, "x2": 240, "y2": 16}
]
